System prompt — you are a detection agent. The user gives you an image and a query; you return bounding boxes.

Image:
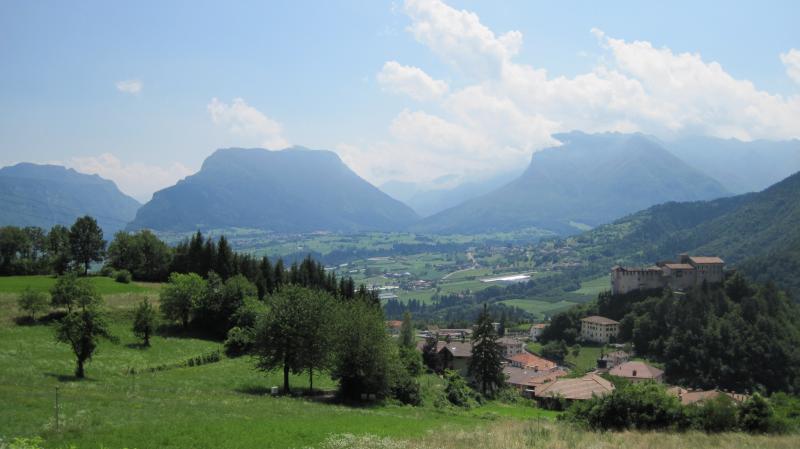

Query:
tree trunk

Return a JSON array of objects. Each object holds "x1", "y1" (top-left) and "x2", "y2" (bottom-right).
[
  {"x1": 76, "y1": 358, "x2": 85, "y2": 379},
  {"x1": 144, "y1": 333, "x2": 150, "y2": 347},
  {"x1": 309, "y1": 368, "x2": 313, "y2": 393},
  {"x1": 283, "y1": 364, "x2": 290, "y2": 394},
  {"x1": 84, "y1": 261, "x2": 90, "y2": 276}
]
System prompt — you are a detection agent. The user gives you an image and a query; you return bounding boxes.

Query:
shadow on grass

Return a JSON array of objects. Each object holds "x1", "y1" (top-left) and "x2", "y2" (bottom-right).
[
  {"x1": 44, "y1": 372, "x2": 96, "y2": 383},
  {"x1": 235, "y1": 384, "x2": 336, "y2": 400},
  {"x1": 125, "y1": 342, "x2": 150, "y2": 350},
  {"x1": 14, "y1": 311, "x2": 66, "y2": 326}
]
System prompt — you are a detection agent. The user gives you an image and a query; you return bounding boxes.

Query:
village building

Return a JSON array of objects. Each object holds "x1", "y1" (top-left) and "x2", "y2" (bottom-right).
[
  {"x1": 504, "y1": 365, "x2": 567, "y2": 397},
  {"x1": 611, "y1": 254, "x2": 725, "y2": 295},
  {"x1": 580, "y1": 316, "x2": 619, "y2": 344},
  {"x1": 437, "y1": 341, "x2": 472, "y2": 376},
  {"x1": 666, "y1": 387, "x2": 749, "y2": 405},
  {"x1": 609, "y1": 361, "x2": 664, "y2": 383},
  {"x1": 535, "y1": 373, "x2": 615, "y2": 402},
  {"x1": 596, "y1": 350, "x2": 630, "y2": 371},
  {"x1": 529, "y1": 323, "x2": 547, "y2": 341},
  {"x1": 385, "y1": 320, "x2": 403, "y2": 335},
  {"x1": 498, "y1": 337, "x2": 524, "y2": 358}
]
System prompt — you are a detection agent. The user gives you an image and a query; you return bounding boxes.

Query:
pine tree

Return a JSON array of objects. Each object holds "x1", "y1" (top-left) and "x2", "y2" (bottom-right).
[
  {"x1": 400, "y1": 311, "x2": 415, "y2": 349},
  {"x1": 468, "y1": 304, "x2": 506, "y2": 396},
  {"x1": 215, "y1": 235, "x2": 234, "y2": 279}
]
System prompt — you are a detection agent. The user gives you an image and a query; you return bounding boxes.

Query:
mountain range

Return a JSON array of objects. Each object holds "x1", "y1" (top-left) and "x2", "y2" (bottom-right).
[
  {"x1": 126, "y1": 147, "x2": 419, "y2": 233},
  {"x1": 0, "y1": 163, "x2": 140, "y2": 234},
  {"x1": 411, "y1": 132, "x2": 730, "y2": 235}
]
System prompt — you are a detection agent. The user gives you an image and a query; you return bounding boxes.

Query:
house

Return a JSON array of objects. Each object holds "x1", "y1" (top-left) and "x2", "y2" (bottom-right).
[
  {"x1": 596, "y1": 350, "x2": 630, "y2": 371},
  {"x1": 529, "y1": 323, "x2": 548, "y2": 341},
  {"x1": 498, "y1": 337, "x2": 524, "y2": 358},
  {"x1": 504, "y1": 365, "x2": 567, "y2": 397},
  {"x1": 508, "y1": 352, "x2": 557, "y2": 372},
  {"x1": 609, "y1": 361, "x2": 663, "y2": 383},
  {"x1": 666, "y1": 387, "x2": 749, "y2": 405},
  {"x1": 535, "y1": 373, "x2": 615, "y2": 401},
  {"x1": 438, "y1": 341, "x2": 473, "y2": 376},
  {"x1": 580, "y1": 316, "x2": 619, "y2": 344},
  {"x1": 611, "y1": 254, "x2": 725, "y2": 295}
]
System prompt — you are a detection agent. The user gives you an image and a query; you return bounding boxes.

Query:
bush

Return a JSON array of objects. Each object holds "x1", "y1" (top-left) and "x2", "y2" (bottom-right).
[
  {"x1": 444, "y1": 370, "x2": 479, "y2": 408},
  {"x1": 114, "y1": 269, "x2": 132, "y2": 284},
  {"x1": 99, "y1": 265, "x2": 115, "y2": 277},
  {"x1": 738, "y1": 393, "x2": 775, "y2": 433},
  {"x1": 224, "y1": 326, "x2": 255, "y2": 357},
  {"x1": 390, "y1": 371, "x2": 422, "y2": 406},
  {"x1": 17, "y1": 287, "x2": 49, "y2": 320},
  {"x1": 565, "y1": 381, "x2": 686, "y2": 431},
  {"x1": 690, "y1": 394, "x2": 738, "y2": 433}
]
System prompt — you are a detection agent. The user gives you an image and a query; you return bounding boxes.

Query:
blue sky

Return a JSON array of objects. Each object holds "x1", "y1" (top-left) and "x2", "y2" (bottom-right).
[{"x1": 1, "y1": 0, "x2": 798, "y2": 201}]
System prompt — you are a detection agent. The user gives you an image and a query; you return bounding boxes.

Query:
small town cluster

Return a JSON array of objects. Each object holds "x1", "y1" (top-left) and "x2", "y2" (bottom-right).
[{"x1": 396, "y1": 254, "x2": 743, "y2": 407}]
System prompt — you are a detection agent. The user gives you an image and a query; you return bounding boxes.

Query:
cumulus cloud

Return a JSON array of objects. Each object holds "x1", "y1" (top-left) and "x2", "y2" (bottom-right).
[
  {"x1": 64, "y1": 153, "x2": 194, "y2": 202},
  {"x1": 403, "y1": 0, "x2": 521, "y2": 78},
  {"x1": 115, "y1": 79, "x2": 142, "y2": 94},
  {"x1": 207, "y1": 97, "x2": 289, "y2": 149},
  {"x1": 781, "y1": 49, "x2": 800, "y2": 84},
  {"x1": 355, "y1": 0, "x2": 800, "y2": 187},
  {"x1": 377, "y1": 61, "x2": 449, "y2": 100}
]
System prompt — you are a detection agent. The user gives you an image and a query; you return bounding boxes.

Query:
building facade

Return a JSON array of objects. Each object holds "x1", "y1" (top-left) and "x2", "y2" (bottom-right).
[
  {"x1": 580, "y1": 316, "x2": 620, "y2": 344},
  {"x1": 611, "y1": 254, "x2": 725, "y2": 295}
]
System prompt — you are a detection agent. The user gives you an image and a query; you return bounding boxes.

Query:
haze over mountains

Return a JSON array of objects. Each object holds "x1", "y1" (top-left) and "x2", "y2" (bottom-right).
[
  {"x1": 411, "y1": 132, "x2": 730, "y2": 235},
  {"x1": 127, "y1": 147, "x2": 419, "y2": 233},
  {"x1": 0, "y1": 163, "x2": 140, "y2": 234},
  {"x1": 2, "y1": 132, "x2": 799, "y2": 237}
]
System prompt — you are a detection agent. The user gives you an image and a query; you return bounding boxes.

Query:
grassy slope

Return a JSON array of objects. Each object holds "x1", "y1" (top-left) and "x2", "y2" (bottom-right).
[
  {"x1": 0, "y1": 275, "x2": 159, "y2": 295},
  {"x1": 0, "y1": 281, "x2": 550, "y2": 449}
]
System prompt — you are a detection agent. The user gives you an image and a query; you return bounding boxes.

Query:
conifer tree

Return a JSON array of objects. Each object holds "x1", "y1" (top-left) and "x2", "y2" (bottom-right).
[{"x1": 468, "y1": 304, "x2": 506, "y2": 396}]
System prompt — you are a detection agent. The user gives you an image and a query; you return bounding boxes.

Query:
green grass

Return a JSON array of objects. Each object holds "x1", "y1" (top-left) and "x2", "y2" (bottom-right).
[
  {"x1": 575, "y1": 275, "x2": 610, "y2": 296},
  {"x1": 499, "y1": 299, "x2": 577, "y2": 318},
  {"x1": 0, "y1": 275, "x2": 159, "y2": 295},
  {"x1": 0, "y1": 277, "x2": 557, "y2": 449}
]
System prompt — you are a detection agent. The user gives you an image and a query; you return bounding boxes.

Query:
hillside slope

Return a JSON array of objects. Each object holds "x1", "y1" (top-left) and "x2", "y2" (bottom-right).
[
  {"x1": 128, "y1": 147, "x2": 419, "y2": 232},
  {"x1": 413, "y1": 132, "x2": 729, "y2": 235},
  {"x1": 572, "y1": 170, "x2": 800, "y2": 292},
  {"x1": 0, "y1": 163, "x2": 140, "y2": 233}
]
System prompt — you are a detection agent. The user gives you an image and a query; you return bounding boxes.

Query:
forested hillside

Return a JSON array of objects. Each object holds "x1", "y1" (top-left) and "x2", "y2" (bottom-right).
[{"x1": 567, "y1": 170, "x2": 800, "y2": 293}]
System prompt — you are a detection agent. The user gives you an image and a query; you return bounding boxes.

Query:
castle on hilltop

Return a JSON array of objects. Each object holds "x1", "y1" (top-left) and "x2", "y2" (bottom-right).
[{"x1": 611, "y1": 254, "x2": 724, "y2": 295}]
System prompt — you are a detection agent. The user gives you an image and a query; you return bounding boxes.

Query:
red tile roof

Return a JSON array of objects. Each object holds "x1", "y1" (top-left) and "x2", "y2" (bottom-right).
[
  {"x1": 509, "y1": 352, "x2": 557, "y2": 371},
  {"x1": 536, "y1": 374, "x2": 614, "y2": 400},
  {"x1": 664, "y1": 263, "x2": 695, "y2": 270}
]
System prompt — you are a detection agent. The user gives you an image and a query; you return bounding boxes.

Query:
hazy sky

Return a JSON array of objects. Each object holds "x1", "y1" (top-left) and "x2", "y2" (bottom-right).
[{"x1": 1, "y1": 0, "x2": 798, "y2": 201}]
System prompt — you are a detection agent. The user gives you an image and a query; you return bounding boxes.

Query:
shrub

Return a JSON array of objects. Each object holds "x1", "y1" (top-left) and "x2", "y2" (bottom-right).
[
  {"x1": 224, "y1": 326, "x2": 255, "y2": 357},
  {"x1": 17, "y1": 287, "x2": 49, "y2": 320},
  {"x1": 99, "y1": 265, "x2": 114, "y2": 277},
  {"x1": 114, "y1": 269, "x2": 132, "y2": 284},
  {"x1": 565, "y1": 381, "x2": 686, "y2": 431},
  {"x1": 738, "y1": 393, "x2": 775, "y2": 433},
  {"x1": 390, "y1": 371, "x2": 422, "y2": 406},
  {"x1": 444, "y1": 370, "x2": 478, "y2": 408},
  {"x1": 690, "y1": 394, "x2": 738, "y2": 433}
]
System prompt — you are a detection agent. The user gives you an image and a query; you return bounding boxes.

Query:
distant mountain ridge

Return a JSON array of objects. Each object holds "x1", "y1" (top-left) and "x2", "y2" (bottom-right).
[
  {"x1": 127, "y1": 147, "x2": 419, "y2": 233},
  {"x1": 0, "y1": 163, "x2": 141, "y2": 234},
  {"x1": 411, "y1": 132, "x2": 730, "y2": 235}
]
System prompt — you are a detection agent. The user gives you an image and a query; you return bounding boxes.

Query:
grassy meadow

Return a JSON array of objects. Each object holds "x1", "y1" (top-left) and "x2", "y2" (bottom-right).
[{"x1": 2, "y1": 275, "x2": 798, "y2": 449}]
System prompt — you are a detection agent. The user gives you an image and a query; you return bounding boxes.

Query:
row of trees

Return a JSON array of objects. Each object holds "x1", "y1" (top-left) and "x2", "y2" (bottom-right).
[{"x1": 0, "y1": 217, "x2": 105, "y2": 276}]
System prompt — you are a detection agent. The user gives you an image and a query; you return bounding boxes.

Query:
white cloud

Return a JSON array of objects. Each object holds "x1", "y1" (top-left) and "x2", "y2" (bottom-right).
[
  {"x1": 207, "y1": 97, "x2": 289, "y2": 149},
  {"x1": 356, "y1": 0, "x2": 800, "y2": 187},
  {"x1": 781, "y1": 49, "x2": 800, "y2": 84},
  {"x1": 377, "y1": 61, "x2": 449, "y2": 101},
  {"x1": 64, "y1": 153, "x2": 194, "y2": 203},
  {"x1": 403, "y1": 0, "x2": 521, "y2": 78},
  {"x1": 115, "y1": 79, "x2": 142, "y2": 94}
]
